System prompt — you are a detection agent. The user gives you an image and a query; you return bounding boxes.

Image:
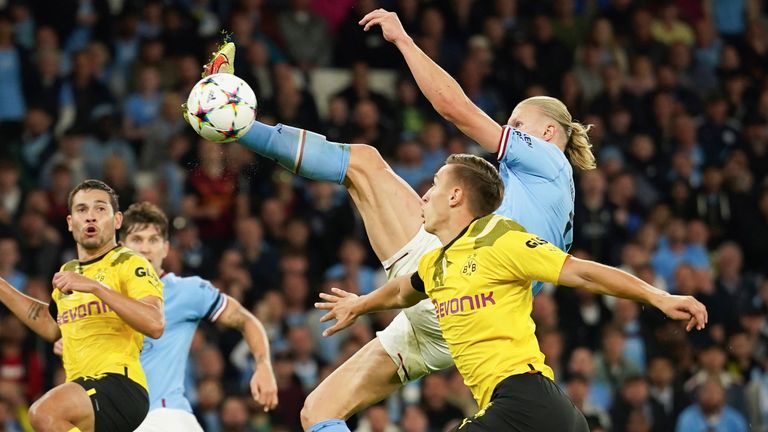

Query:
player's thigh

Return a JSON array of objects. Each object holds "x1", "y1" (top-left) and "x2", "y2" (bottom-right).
[
  {"x1": 378, "y1": 301, "x2": 454, "y2": 383},
  {"x1": 29, "y1": 382, "x2": 95, "y2": 432},
  {"x1": 301, "y1": 338, "x2": 401, "y2": 428},
  {"x1": 135, "y1": 408, "x2": 204, "y2": 432},
  {"x1": 344, "y1": 144, "x2": 424, "y2": 261}
]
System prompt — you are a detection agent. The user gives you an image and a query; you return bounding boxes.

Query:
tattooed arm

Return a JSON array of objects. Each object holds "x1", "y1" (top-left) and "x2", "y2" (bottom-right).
[
  {"x1": 217, "y1": 295, "x2": 278, "y2": 411},
  {"x1": 0, "y1": 277, "x2": 61, "y2": 342}
]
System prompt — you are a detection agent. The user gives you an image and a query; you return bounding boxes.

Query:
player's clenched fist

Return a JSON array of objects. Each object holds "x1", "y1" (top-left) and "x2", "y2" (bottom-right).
[{"x1": 359, "y1": 9, "x2": 410, "y2": 45}]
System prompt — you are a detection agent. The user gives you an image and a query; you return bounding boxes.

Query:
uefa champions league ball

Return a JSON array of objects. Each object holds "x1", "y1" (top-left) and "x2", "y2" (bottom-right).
[{"x1": 185, "y1": 73, "x2": 257, "y2": 142}]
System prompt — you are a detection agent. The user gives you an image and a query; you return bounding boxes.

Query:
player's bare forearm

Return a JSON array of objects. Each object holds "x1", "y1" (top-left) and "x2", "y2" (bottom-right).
[
  {"x1": 357, "y1": 274, "x2": 425, "y2": 314},
  {"x1": 93, "y1": 285, "x2": 164, "y2": 338},
  {"x1": 558, "y1": 257, "x2": 665, "y2": 304},
  {"x1": 359, "y1": 9, "x2": 501, "y2": 151},
  {"x1": 395, "y1": 38, "x2": 502, "y2": 151},
  {"x1": 316, "y1": 275, "x2": 426, "y2": 336},
  {"x1": 558, "y1": 257, "x2": 708, "y2": 330},
  {"x1": 218, "y1": 296, "x2": 271, "y2": 367},
  {"x1": 218, "y1": 296, "x2": 278, "y2": 410},
  {"x1": 0, "y1": 278, "x2": 60, "y2": 342}
]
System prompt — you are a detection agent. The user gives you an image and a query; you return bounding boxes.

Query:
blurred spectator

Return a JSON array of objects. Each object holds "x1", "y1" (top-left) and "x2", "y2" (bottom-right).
[
  {"x1": 39, "y1": 128, "x2": 87, "y2": 188},
  {"x1": 420, "y1": 373, "x2": 464, "y2": 431},
  {"x1": 651, "y1": 4, "x2": 695, "y2": 46},
  {"x1": 140, "y1": 92, "x2": 187, "y2": 171},
  {"x1": 573, "y1": 169, "x2": 614, "y2": 262},
  {"x1": 725, "y1": 331, "x2": 763, "y2": 385},
  {"x1": 675, "y1": 378, "x2": 748, "y2": 432},
  {"x1": 122, "y1": 65, "x2": 164, "y2": 143},
  {"x1": 399, "y1": 404, "x2": 427, "y2": 432},
  {"x1": 271, "y1": 351, "x2": 306, "y2": 431},
  {"x1": 0, "y1": 160, "x2": 22, "y2": 225},
  {"x1": 566, "y1": 373, "x2": 611, "y2": 431},
  {"x1": 336, "y1": 62, "x2": 393, "y2": 123},
  {"x1": 593, "y1": 326, "x2": 643, "y2": 395},
  {"x1": 219, "y1": 395, "x2": 256, "y2": 432},
  {"x1": 651, "y1": 218, "x2": 710, "y2": 291},
  {"x1": 738, "y1": 188, "x2": 768, "y2": 276},
  {"x1": 194, "y1": 377, "x2": 224, "y2": 432},
  {"x1": 15, "y1": 209, "x2": 60, "y2": 279},
  {"x1": 647, "y1": 356, "x2": 689, "y2": 427},
  {"x1": 713, "y1": 242, "x2": 758, "y2": 332},
  {"x1": 83, "y1": 105, "x2": 137, "y2": 179},
  {"x1": 610, "y1": 375, "x2": 668, "y2": 432},
  {"x1": 0, "y1": 13, "x2": 28, "y2": 142},
  {"x1": 744, "y1": 359, "x2": 768, "y2": 432},
  {"x1": 278, "y1": 0, "x2": 333, "y2": 71},
  {"x1": 391, "y1": 140, "x2": 430, "y2": 190},
  {"x1": 355, "y1": 403, "x2": 400, "y2": 432},
  {"x1": 183, "y1": 139, "x2": 240, "y2": 254},
  {"x1": 69, "y1": 49, "x2": 113, "y2": 132},
  {"x1": 323, "y1": 95, "x2": 353, "y2": 143},
  {"x1": 0, "y1": 236, "x2": 26, "y2": 292},
  {"x1": 7, "y1": 109, "x2": 56, "y2": 188},
  {"x1": 324, "y1": 237, "x2": 381, "y2": 296}
]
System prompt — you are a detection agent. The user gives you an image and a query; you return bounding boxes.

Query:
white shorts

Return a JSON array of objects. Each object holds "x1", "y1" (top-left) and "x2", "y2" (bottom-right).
[
  {"x1": 377, "y1": 226, "x2": 453, "y2": 383},
  {"x1": 134, "y1": 408, "x2": 204, "y2": 432}
]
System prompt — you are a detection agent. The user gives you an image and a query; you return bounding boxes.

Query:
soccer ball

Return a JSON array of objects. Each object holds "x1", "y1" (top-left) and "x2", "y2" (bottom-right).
[{"x1": 185, "y1": 73, "x2": 257, "y2": 142}]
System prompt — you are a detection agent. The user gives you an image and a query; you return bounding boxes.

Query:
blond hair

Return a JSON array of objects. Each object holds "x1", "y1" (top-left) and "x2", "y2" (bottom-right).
[{"x1": 518, "y1": 96, "x2": 597, "y2": 170}]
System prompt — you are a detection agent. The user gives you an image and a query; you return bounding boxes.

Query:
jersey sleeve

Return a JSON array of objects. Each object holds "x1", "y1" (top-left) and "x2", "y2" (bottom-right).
[
  {"x1": 497, "y1": 125, "x2": 567, "y2": 181},
  {"x1": 493, "y1": 231, "x2": 569, "y2": 286},
  {"x1": 415, "y1": 249, "x2": 440, "y2": 296},
  {"x1": 119, "y1": 254, "x2": 164, "y2": 301},
  {"x1": 187, "y1": 277, "x2": 228, "y2": 322}
]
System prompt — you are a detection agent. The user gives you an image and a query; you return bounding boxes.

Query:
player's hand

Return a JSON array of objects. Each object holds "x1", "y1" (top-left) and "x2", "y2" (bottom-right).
[
  {"x1": 53, "y1": 271, "x2": 100, "y2": 295},
  {"x1": 53, "y1": 338, "x2": 63, "y2": 356},
  {"x1": 654, "y1": 294, "x2": 708, "y2": 331},
  {"x1": 315, "y1": 287, "x2": 361, "y2": 337},
  {"x1": 359, "y1": 9, "x2": 410, "y2": 45},
  {"x1": 250, "y1": 362, "x2": 278, "y2": 412}
]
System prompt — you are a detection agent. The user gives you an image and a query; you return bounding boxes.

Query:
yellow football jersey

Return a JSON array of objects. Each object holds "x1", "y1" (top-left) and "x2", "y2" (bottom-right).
[
  {"x1": 50, "y1": 246, "x2": 163, "y2": 389},
  {"x1": 415, "y1": 214, "x2": 569, "y2": 409}
]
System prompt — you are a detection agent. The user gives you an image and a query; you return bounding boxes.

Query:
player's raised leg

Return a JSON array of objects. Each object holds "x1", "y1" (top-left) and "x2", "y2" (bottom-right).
[
  {"x1": 197, "y1": 43, "x2": 424, "y2": 260},
  {"x1": 28, "y1": 382, "x2": 95, "y2": 432}
]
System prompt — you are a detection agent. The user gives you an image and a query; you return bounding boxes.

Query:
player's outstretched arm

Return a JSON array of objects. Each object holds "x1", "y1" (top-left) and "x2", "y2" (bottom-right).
[
  {"x1": 315, "y1": 273, "x2": 427, "y2": 337},
  {"x1": 360, "y1": 9, "x2": 502, "y2": 152},
  {"x1": 53, "y1": 271, "x2": 165, "y2": 338},
  {"x1": 216, "y1": 295, "x2": 278, "y2": 412},
  {"x1": 557, "y1": 257, "x2": 708, "y2": 331},
  {"x1": 0, "y1": 277, "x2": 61, "y2": 342}
]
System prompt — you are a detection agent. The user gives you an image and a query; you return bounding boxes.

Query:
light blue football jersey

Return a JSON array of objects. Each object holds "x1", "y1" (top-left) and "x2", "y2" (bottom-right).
[
  {"x1": 140, "y1": 272, "x2": 227, "y2": 412},
  {"x1": 495, "y1": 126, "x2": 575, "y2": 294}
]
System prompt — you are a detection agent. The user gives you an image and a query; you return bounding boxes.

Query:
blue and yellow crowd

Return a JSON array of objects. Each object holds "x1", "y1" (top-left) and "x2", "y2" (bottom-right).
[{"x1": 0, "y1": 1, "x2": 767, "y2": 431}]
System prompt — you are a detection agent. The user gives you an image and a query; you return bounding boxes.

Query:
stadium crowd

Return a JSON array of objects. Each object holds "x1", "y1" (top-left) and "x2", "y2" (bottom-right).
[{"x1": 0, "y1": 0, "x2": 767, "y2": 431}]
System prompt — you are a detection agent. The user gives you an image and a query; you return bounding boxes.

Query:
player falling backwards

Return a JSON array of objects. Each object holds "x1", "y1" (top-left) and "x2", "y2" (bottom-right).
[
  {"x1": 55, "y1": 202, "x2": 279, "y2": 431},
  {"x1": 0, "y1": 180, "x2": 164, "y2": 432},
  {"x1": 188, "y1": 9, "x2": 594, "y2": 432},
  {"x1": 317, "y1": 154, "x2": 708, "y2": 431}
]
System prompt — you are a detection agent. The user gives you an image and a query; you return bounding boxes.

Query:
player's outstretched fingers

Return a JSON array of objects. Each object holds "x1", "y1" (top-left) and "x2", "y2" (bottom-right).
[{"x1": 319, "y1": 311, "x2": 335, "y2": 323}]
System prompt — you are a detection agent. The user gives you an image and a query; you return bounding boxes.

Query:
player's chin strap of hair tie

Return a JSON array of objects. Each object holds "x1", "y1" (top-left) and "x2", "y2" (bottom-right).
[{"x1": 566, "y1": 124, "x2": 573, "y2": 139}]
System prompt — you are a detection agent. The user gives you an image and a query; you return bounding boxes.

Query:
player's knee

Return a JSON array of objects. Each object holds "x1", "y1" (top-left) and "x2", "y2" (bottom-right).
[
  {"x1": 300, "y1": 390, "x2": 323, "y2": 429},
  {"x1": 29, "y1": 401, "x2": 55, "y2": 431},
  {"x1": 349, "y1": 144, "x2": 389, "y2": 175}
]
